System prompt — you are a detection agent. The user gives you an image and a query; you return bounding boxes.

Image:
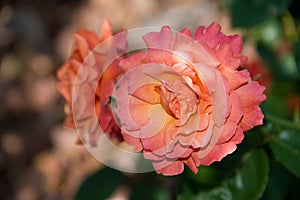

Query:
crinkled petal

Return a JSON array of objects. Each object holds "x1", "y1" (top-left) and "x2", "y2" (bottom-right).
[
  {"x1": 217, "y1": 92, "x2": 243, "y2": 144},
  {"x1": 153, "y1": 159, "x2": 184, "y2": 176},
  {"x1": 235, "y1": 81, "x2": 266, "y2": 131},
  {"x1": 143, "y1": 26, "x2": 175, "y2": 49},
  {"x1": 196, "y1": 142, "x2": 237, "y2": 166},
  {"x1": 184, "y1": 156, "x2": 198, "y2": 174},
  {"x1": 195, "y1": 64, "x2": 227, "y2": 126}
]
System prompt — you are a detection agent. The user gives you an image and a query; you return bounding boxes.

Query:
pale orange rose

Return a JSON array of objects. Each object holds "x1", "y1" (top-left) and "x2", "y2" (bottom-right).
[
  {"x1": 57, "y1": 20, "x2": 127, "y2": 144},
  {"x1": 114, "y1": 23, "x2": 266, "y2": 175}
]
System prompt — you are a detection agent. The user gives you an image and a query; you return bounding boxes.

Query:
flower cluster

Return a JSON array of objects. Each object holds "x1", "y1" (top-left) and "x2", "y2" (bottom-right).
[{"x1": 57, "y1": 20, "x2": 266, "y2": 175}]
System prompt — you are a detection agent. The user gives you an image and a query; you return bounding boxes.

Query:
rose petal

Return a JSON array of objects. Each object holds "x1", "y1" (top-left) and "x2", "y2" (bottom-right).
[
  {"x1": 100, "y1": 19, "x2": 113, "y2": 40},
  {"x1": 166, "y1": 142, "x2": 193, "y2": 159},
  {"x1": 142, "y1": 63, "x2": 182, "y2": 82},
  {"x1": 195, "y1": 64, "x2": 227, "y2": 126},
  {"x1": 235, "y1": 81, "x2": 266, "y2": 131},
  {"x1": 195, "y1": 142, "x2": 237, "y2": 166},
  {"x1": 115, "y1": 73, "x2": 153, "y2": 131},
  {"x1": 121, "y1": 127, "x2": 143, "y2": 152},
  {"x1": 219, "y1": 67, "x2": 251, "y2": 90},
  {"x1": 143, "y1": 26, "x2": 175, "y2": 49},
  {"x1": 192, "y1": 119, "x2": 214, "y2": 148},
  {"x1": 153, "y1": 159, "x2": 184, "y2": 176},
  {"x1": 131, "y1": 84, "x2": 160, "y2": 105},
  {"x1": 217, "y1": 92, "x2": 243, "y2": 144},
  {"x1": 184, "y1": 156, "x2": 198, "y2": 174},
  {"x1": 140, "y1": 104, "x2": 169, "y2": 139}
]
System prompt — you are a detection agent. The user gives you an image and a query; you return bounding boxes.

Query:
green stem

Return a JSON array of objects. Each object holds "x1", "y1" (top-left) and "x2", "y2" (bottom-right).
[{"x1": 265, "y1": 114, "x2": 300, "y2": 130}]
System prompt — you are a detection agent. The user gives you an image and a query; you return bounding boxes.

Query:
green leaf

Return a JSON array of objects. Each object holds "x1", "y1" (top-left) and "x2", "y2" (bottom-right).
[
  {"x1": 269, "y1": 130, "x2": 300, "y2": 178},
  {"x1": 185, "y1": 165, "x2": 226, "y2": 188},
  {"x1": 196, "y1": 149, "x2": 269, "y2": 200},
  {"x1": 130, "y1": 182, "x2": 171, "y2": 200},
  {"x1": 261, "y1": 159, "x2": 291, "y2": 200},
  {"x1": 75, "y1": 167, "x2": 127, "y2": 200},
  {"x1": 223, "y1": 0, "x2": 292, "y2": 28},
  {"x1": 177, "y1": 185, "x2": 196, "y2": 200}
]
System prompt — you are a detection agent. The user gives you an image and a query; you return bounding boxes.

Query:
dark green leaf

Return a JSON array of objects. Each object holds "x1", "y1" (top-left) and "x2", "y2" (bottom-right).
[
  {"x1": 261, "y1": 159, "x2": 291, "y2": 200},
  {"x1": 196, "y1": 149, "x2": 269, "y2": 200},
  {"x1": 223, "y1": 0, "x2": 292, "y2": 28},
  {"x1": 185, "y1": 165, "x2": 226, "y2": 187},
  {"x1": 130, "y1": 182, "x2": 171, "y2": 200},
  {"x1": 75, "y1": 167, "x2": 127, "y2": 200},
  {"x1": 269, "y1": 130, "x2": 300, "y2": 178},
  {"x1": 177, "y1": 185, "x2": 196, "y2": 200}
]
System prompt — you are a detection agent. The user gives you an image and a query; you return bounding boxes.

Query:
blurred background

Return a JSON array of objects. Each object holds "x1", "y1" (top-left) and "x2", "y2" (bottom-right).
[{"x1": 0, "y1": 0, "x2": 299, "y2": 199}]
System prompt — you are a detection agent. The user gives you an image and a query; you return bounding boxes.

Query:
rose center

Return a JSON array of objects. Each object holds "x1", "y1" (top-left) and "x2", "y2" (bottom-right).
[{"x1": 158, "y1": 80, "x2": 198, "y2": 125}]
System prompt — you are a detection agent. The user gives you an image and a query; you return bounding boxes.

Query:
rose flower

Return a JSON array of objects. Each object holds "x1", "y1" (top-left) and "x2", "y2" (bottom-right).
[
  {"x1": 114, "y1": 23, "x2": 266, "y2": 175},
  {"x1": 57, "y1": 20, "x2": 127, "y2": 145}
]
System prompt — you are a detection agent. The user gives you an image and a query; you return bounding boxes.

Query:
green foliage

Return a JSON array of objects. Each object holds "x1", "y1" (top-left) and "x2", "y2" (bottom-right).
[
  {"x1": 223, "y1": 0, "x2": 293, "y2": 28},
  {"x1": 179, "y1": 149, "x2": 269, "y2": 200},
  {"x1": 270, "y1": 130, "x2": 300, "y2": 178},
  {"x1": 130, "y1": 182, "x2": 171, "y2": 200},
  {"x1": 262, "y1": 159, "x2": 299, "y2": 200},
  {"x1": 75, "y1": 167, "x2": 127, "y2": 200}
]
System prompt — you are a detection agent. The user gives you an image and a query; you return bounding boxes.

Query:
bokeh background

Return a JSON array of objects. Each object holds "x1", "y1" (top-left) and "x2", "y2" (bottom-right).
[{"x1": 0, "y1": 0, "x2": 300, "y2": 199}]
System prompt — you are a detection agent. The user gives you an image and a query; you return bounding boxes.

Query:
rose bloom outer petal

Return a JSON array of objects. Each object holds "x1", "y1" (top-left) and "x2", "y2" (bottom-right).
[
  {"x1": 174, "y1": 30, "x2": 220, "y2": 66},
  {"x1": 190, "y1": 116, "x2": 213, "y2": 148},
  {"x1": 217, "y1": 92, "x2": 243, "y2": 144},
  {"x1": 194, "y1": 22, "x2": 246, "y2": 69},
  {"x1": 235, "y1": 81, "x2": 266, "y2": 131},
  {"x1": 115, "y1": 73, "x2": 150, "y2": 131},
  {"x1": 194, "y1": 22, "x2": 224, "y2": 49},
  {"x1": 74, "y1": 32, "x2": 92, "y2": 60},
  {"x1": 195, "y1": 142, "x2": 237, "y2": 166},
  {"x1": 216, "y1": 44, "x2": 242, "y2": 70},
  {"x1": 99, "y1": 19, "x2": 113, "y2": 40},
  {"x1": 196, "y1": 126, "x2": 245, "y2": 166},
  {"x1": 196, "y1": 125, "x2": 223, "y2": 160},
  {"x1": 184, "y1": 156, "x2": 198, "y2": 174},
  {"x1": 219, "y1": 67, "x2": 251, "y2": 90},
  {"x1": 77, "y1": 28, "x2": 100, "y2": 47},
  {"x1": 121, "y1": 127, "x2": 143, "y2": 152},
  {"x1": 152, "y1": 159, "x2": 184, "y2": 176},
  {"x1": 165, "y1": 143, "x2": 194, "y2": 159},
  {"x1": 180, "y1": 28, "x2": 193, "y2": 37},
  {"x1": 143, "y1": 26, "x2": 175, "y2": 50}
]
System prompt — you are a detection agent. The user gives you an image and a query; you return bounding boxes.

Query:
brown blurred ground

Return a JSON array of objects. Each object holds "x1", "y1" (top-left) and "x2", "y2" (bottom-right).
[{"x1": 0, "y1": 0, "x2": 230, "y2": 199}]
